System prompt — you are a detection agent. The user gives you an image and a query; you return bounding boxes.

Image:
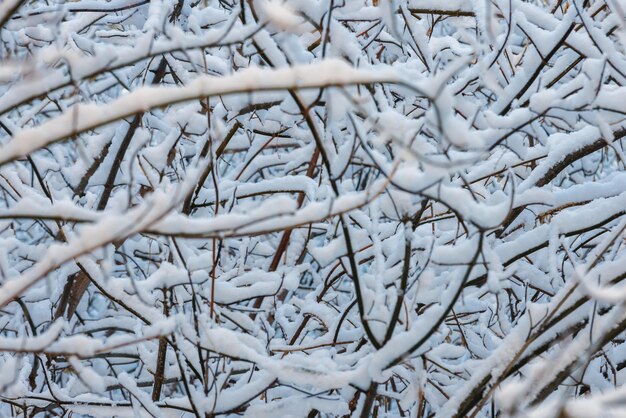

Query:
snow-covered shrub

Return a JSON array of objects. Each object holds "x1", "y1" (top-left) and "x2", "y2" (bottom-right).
[{"x1": 0, "y1": 0, "x2": 625, "y2": 417}]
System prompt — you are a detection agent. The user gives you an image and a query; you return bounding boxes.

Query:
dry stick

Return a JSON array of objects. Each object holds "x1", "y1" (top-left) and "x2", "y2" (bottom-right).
[
  {"x1": 382, "y1": 200, "x2": 428, "y2": 345},
  {"x1": 529, "y1": 311, "x2": 626, "y2": 406},
  {"x1": 246, "y1": 39, "x2": 325, "y2": 322},
  {"x1": 248, "y1": 34, "x2": 386, "y2": 410},
  {"x1": 463, "y1": 310, "x2": 589, "y2": 418},
  {"x1": 407, "y1": 8, "x2": 475, "y2": 17},
  {"x1": 74, "y1": 140, "x2": 113, "y2": 198},
  {"x1": 293, "y1": 244, "x2": 373, "y2": 349},
  {"x1": 173, "y1": 123, "x2": 259, "y2": 374},
  {"x1": 77, "y1": 55, "x2": 167, "y2": 203},
  {"x1": 183, "y1": 121, "x2": 240, "y2": 215},
  {"x1": 21, "y1": 58, "x2": 179, "y2": 411},
  {"x1": 250, "y1": 147, "x2": 320, "y2": 316},
  {"x1": 197, "y1": 50, "x2": 220, "y2": 323},
  {"x1": 4, "y1": 145, "x2": 136, "y2": 400},
  {"x1": 0, "y1": 123, "x2": 80, "y2": 321},
  {"x1": 270, "y1": 148, "x2": 320, "y2": 273},
  {"x1": 151, "y1": 288, "x2": 169, "y2": 402},
  {"x1": 53, "y1": 58, "x2": 169, "y2": 321},
  {"x1": 495, "y1": 128, "x2": 626, "y2": 238},
  {"x1": 98, "y1": 57, "x2": 168, "y2": 211},
  {"x1": 454, "y1": 271, "x2": 626, "y2": 417},
  {"x1": 361, "y1": 225, "x2": 482, "y2": 415},
  {"x1": 386, "y1": 233, "x2": 485, "y2": 369},
  {"x1": 253, "y1": 25, "x2": 410, "y2": 349},
  {"x1": 516, "y1": 3, "x2": 613, "y2": 109},
  {"x1": 383, "y1": 239, "x2": 412, "y2": 344},
  {"x1": 358, "y1": 381, "x2": 379, "y2": 418},
  {"x1": 288, "y1": 88, "x2": 385, "y2": 350},
  {"x1": 517, "y1": 228, "x2": 626, "y2": 407},
  {"x1": 170, "y1": 335, "x2": 202, "y2": 418},
  {"x1": 470, "y1": 198, "x2": 626, "y2": 289},
  {"x1": 499, "y1": 19, "x2": 575, "y2": 116},
  {"x1": 492, "y1": 2, "x2": 611, "y2": 238},
  {"x1": 53, "y1": 270, "x2": 90, "y2": 320}
]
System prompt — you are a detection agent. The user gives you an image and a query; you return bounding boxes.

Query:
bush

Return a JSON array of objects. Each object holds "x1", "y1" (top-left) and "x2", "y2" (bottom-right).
[{"x1": 0, "y1": 1, "x2": 625, "y2": 417}]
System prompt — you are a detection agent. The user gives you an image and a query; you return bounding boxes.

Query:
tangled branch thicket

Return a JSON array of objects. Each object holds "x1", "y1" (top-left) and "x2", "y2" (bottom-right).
[{"x1": 0, "y1": 0, "x2": 625, "y2": 417}]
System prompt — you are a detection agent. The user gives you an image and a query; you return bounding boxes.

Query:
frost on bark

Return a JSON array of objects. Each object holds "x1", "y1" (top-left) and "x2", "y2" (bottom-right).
[{"x1": 0, "y1": 0, "x2": 625, "y2": 417}]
